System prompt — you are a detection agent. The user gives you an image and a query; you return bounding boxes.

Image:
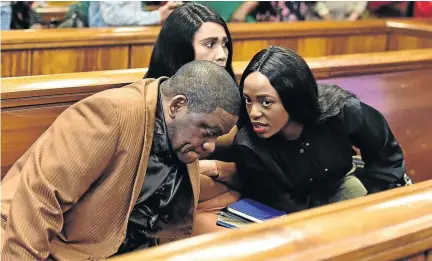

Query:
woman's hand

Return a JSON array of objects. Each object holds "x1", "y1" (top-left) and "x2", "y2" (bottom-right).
[{"x1": 199, "y1": 160, "x2": 219, "y2": 180}]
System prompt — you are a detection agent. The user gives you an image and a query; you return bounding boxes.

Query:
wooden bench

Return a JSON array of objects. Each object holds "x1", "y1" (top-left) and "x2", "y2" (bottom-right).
[
  {"x1": 36, "y1": 6, "x2": 69, "y2": 24},
  {"x1": 387, "y1": 20, "x2": 432, "y2": 50},
  {"x1": 2, "y1": 19, "x2": 432, "y2": 77},
  {"x1": 108, "y1": 180, "x2": 432, "y2": 261},
  {"x1": 2, "y1": 49, "x2": 432, "y2": 183}
]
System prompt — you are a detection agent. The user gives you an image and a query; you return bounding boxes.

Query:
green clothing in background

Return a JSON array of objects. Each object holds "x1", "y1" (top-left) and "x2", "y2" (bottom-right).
[
  {"x1": 196, "y1": 1, "x2": 256, "y2": 22},
  {"x1": 63, "y1": 1, "x2": 90, "y2": 26}
]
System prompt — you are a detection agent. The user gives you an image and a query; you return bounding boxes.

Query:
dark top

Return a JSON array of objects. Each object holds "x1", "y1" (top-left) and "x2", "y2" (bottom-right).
[
  {"x1": 10, "y1": 2, "x2": 43, "y2": 29},
  {"x1": 233, "y1": 85, "x2": 406, "y2": 213},
  {"x1": 117, "y1": 86, "x2": 188, "y2": 254}
]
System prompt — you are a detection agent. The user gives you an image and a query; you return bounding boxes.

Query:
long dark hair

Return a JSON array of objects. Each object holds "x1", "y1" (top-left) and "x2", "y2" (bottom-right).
[
  {"x1": 145, "y1": 3, "x2": 236, "y2": 81},
  {"x1": 239, "y1": 46, "x2": 321, "y2": 128}
]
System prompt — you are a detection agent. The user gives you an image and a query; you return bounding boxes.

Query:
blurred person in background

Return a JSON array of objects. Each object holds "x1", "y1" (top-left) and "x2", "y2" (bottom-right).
[
  {"x1": 1, "y1": 1, "x2": 12, "y2": 30},
  {"x1": 88, "y1": 1, "x2": 182, "y2": 27},
  {"x1": 10, "y1": 1, "x2": 43, "y2": 29},
  {"x1": 309, "y1": 1, "x2": 367, "y2": 21}
]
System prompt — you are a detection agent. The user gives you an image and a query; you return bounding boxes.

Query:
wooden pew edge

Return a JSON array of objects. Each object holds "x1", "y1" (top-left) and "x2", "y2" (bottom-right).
[
  {"x1": 108, "y1": 181, "x2": 432, "y2": 260},
  {"x1": 2, "y1": 49, "x2": 432, "y2": 109},
  {"x1": 351, "y1": 235, "x2": 432, "y2": 261},
  {"x1": 1, "y1": 19, "x2": 431, "y2": 50},
  {"x1": 0, "y1": 20, "x2": 398, "y2": 50},
  {"x1": 387, "y1": 21, "x2": 432, "y2": 37}
]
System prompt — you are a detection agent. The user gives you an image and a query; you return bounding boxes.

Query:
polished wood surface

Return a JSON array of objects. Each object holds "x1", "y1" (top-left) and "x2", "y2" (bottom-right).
[
  {"x1": 319, "y1": 69, "x2": 432, "y2": 184},
  {"x1": 31, "y1": 46, "x2": 129, "y2": 75},
  {"x1": 4, "y1": 49, "x2": 432, "y2": 107},
  {"x1": 387, "y1": 21, "x2": 432, "y2": 51},
  {"x1": 2, "y1": 50, "x2": 432, "y2": 181},
  {"x1": 1, "y1": 20, "x2": 389, "y2": 49},
  {"x1": 108, "y1": 180, "x2": 432, "y2": 261},
  {"x1": 1, "y1": 50, "x2": 31, "y2": 77},
  {"x1": 36, "y1": 7, "x2": 69, "y2": 24},
  {"x1": 2, "y1": 19, "x2": 432, "y2": 77}
]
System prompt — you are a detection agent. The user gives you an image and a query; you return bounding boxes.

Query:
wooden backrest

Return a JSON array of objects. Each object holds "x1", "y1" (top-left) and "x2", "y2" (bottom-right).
[
  {"x1": 2, "y1": 19, "x2": 432, "y2": 77},
  {"x1": 386, "y1": 20, "x2": 432, "y2": 51},
  {"x1": 108, "y1": 180, "x2": 432, "y2": 261}
]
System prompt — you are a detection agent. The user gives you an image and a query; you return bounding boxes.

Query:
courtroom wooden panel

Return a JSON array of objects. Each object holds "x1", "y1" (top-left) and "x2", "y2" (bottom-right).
[
  {"x1": 129, "y1": 44, "x2": 155, "y2": 69},
  {"x1": 1, "y1": 106, "x2": 70, "y2": 174},
  {"x1": 319, "y1": 69, "x2": 432, "y2": 183},
  {"x1": 232, "y1": 40, "x2": 272, "y2": 62},
  {"x1": 297, "y1": 34, "x2": 388, "y2": 57},
  {"x1": 327, "y1": 34, "x2": 388, "y2": 55},
  {"x1": 296, "y1": 37, "x2": 330, "y2": 57},
  {"x1": 109, "y1": 181, "x2": 432, "y2": 261},
  {"x1": 233, "y1": 34, "x2": 388, "y2": 61},
  {"x1": 3, "y1": 19, "x2": 432, "y2": 77},
  {"x1": 387, "y1": 35, "x2": 432, "y2": 51},
  {"x1": 386, "y1": 20, "x2": 432, "y2": 50},
  {"x1": 31, "y1": 46, "x2": 129, "y2": 75},
  {"x1": 1, "y1": 50, "x2": 31, "y2": 77}
]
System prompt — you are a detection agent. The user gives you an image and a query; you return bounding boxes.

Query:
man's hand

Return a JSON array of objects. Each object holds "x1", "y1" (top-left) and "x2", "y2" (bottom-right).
[
  {"x1": 230, "y1": 2, "x2": 259, "y2": 23},
  {"x1": 199, "y1": 160, "x2": 219, "y2": 180},
  {"x1": 322, "y1": 13, "x2": 333, "y2": 20},
  {"x1": 30, "y1": 23, "x2": 43, "y2": 29},
  {"x1": 347, "y1": 12, "x2": 361, "y2": 21},
  {"x1": 231, "y1": 9, "x2": 247, "y2": 23},
  {"x1": 159, "y1": 1, "x2": 183, "y2": 24}
]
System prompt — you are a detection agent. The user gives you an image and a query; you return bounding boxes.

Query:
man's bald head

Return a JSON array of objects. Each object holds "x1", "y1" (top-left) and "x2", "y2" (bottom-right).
[{"x1": 161, "y1": 60, "x2": 240, "y2": 116}]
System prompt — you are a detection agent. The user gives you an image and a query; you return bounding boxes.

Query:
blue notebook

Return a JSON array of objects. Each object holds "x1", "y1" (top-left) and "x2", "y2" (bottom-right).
[
  {"x1": 226, "y1": 198, "x2": 286, "y2": 223},
  {"x1": 216, "y1": 212, "x2": 251, "y2": 229}
]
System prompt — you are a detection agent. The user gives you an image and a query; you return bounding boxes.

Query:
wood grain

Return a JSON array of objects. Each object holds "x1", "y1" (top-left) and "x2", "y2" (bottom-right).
[
  {"x1": 129, "y1": 44, "x2": 155, "y2": 68},
  {"x1": 1, "y1": 105, "x2": 70, "y2": 174},
  {"x1": 2, "y1": 19, "x2": 431, "y2": 77},
  {"x1": 1, "y1": 50, "x2": 31, "y2": 77},
  {"x1": 31, "y1": 46, "x2": 129, "y2": 75},
  {"x1": 107, "y1": 180, "x2": 432, "y2": 261},
  {"x1": 4, "y1": 48, "x2": 432, "y2": 105}
]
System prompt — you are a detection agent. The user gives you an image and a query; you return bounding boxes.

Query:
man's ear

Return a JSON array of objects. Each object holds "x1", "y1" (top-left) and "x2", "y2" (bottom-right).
[{"x1": 168, "y1": 95, "x2": 188, "y2": 118}]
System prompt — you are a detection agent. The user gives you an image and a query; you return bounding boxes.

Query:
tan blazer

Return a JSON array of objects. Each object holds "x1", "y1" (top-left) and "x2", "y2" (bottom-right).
[{"x1": 1, "y1": 79, "x2": 200, "y2": 261}]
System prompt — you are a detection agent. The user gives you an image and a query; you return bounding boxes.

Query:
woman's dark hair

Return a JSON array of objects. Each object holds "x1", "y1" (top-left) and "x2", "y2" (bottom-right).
[
  {"x1": 145, "y1": 3, "x2": 236, "y2": 82},
  {"x1": 239, "y1": 46, "x2": 321, "y2": 128},
  {"x1": 10, "y1": 1, "x2": 43, "y2": 29}
]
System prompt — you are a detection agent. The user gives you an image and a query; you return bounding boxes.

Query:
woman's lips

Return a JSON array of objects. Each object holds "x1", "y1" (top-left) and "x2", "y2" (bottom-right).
[{"x1": 252, "y1": 122, "x2": 268, "y2": 134}]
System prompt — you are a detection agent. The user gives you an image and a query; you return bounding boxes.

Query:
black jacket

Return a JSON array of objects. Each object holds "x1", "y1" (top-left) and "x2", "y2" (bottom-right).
[{"x1": 233, "y1": 84, "x2": 406, "y2": 213}]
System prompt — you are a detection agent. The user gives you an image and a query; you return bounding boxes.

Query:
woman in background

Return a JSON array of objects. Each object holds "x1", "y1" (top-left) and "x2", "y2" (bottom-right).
[
  {"x1": 1, "y1": 1, "x2": 12, "y2": 30},
  {"x1": 145, "y1": 2, "x2": 236, "y2": 81},
  {"x1": 142, "y1": 2, "x2": 241, "y2": 236},
  {"x1": 10, "y1": 1, "x2": 43, "y2": 29},
  {"x1": 309, "y1": 1, "x2": 367, "y2": 20}
]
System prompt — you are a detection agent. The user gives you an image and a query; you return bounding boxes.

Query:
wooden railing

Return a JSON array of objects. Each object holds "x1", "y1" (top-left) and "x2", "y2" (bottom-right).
[
  {"x1": 3, "y1": 48, "x2": 432, "y2": 106},
  {"x1": 2, "y1": 19, "x2": 432, "y2": 77},
  {"x1": 36, "y1": 6, "x2": 69, "y2": 24},
  {"x1": 386, "y1": 20, "x2": 432, "y2": 51},
  {"x1": 2, "y1": 49, "x2": 432, "y2": 182},
  {"x1": 108, "y1": 180, "x2": 432, "y2": 261}
]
